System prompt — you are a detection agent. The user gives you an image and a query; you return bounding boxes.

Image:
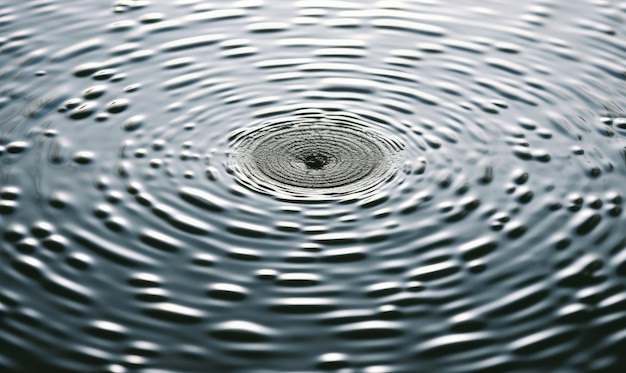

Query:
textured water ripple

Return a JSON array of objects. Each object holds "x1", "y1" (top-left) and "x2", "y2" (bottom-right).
[
  {"x1": 1, "y1": 0, "x2": 626, "y2": 372},
  {"x1": 228, "y1": 109, "x2": 405, "y2": 200}
]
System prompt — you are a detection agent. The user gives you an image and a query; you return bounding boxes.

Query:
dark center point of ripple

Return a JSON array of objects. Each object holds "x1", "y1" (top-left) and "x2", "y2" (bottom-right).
[{"x1": 299, "y1": 152, "x2": 330, "y2": 170}]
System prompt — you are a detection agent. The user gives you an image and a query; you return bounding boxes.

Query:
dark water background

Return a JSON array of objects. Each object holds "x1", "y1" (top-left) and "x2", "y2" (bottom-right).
[{"x1": 2, "y1": 0, "x2": 626, "y2": 372}]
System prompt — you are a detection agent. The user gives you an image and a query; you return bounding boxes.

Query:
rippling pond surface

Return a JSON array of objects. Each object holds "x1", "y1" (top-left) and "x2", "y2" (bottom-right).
[{"x1": 2, "y1": 1, "x2": 626, "y2": 372}]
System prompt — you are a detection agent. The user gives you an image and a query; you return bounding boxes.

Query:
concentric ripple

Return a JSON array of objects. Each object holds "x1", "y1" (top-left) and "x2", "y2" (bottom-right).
[
  {"x1": 229, "y1": 109, "x2": 405, "y2": 199},
  {"x1": 1, "y1": 1, "x2": 626, "y2": 373}
]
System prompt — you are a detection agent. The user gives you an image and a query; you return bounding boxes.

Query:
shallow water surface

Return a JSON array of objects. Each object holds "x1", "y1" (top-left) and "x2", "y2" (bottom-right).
[{"x1": 1, "y1": 1, "x2": 626, "y2": 372}]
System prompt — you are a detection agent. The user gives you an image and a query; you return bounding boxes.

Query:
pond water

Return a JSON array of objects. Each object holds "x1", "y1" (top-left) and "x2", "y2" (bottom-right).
[{"x1": 1, "y1": 0, "x2": 626, "y2": 372}]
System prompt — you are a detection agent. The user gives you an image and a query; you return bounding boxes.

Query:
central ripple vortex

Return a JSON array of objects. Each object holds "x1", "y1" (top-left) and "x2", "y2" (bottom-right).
[
  {"x1": 228, "y1": 110, "x2": 406, "y2": 200},
  {"x1": 299, "y1": 153, "x2": 330, "y2": 170}
]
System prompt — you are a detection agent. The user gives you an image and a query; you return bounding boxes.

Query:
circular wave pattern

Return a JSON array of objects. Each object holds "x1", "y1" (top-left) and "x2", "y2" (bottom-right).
[
  {"x1": 1, "y1": 1, "x2": 626, "y2": 373},
  {"x1": 229, "y1": 110, "x2": 405, "y2": 199}
]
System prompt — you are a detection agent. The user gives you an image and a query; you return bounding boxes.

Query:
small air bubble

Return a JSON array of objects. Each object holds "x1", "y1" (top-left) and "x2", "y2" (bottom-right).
[
  {"x1": 0, "y1": 186, "x2": 20, "y2": 200},
  {"x1": 41, "y1": 234, "x2": 69, "y2": 253},
  {"x1": 0, "y1": 200, "x2": 18, "y2": 215},
  {"x1": 93, "y1": 69, "x2": 117, "y2": 80},
  {"x1": 107, "y1": 99, "x2": 129, "y2": 113},
  {"x1": 69, "y1": 103, "x2": 97, "y2": 120},
  {"x1": 83, "y1": 85, "x2": 107, "y2": 99},
  {"x1": 255, "y1": 269, "x2": 278, "y2": 280},
  {"x1": 31, "y1": 221, "x2": 54, "y2": 238},
  {"x1": 150, "y1": 159, "x2": 162, "y2": 168},
  {"x1": 123, "y1": 115, "x2": 145, "y2": 131},
  {"x1": 73, "y1": 151, "x2": 95, "y2": 164},
  {"x1": 125, "y1": 83, "x2": 141, "y2": 92},
  {"x1": 15, "y1": 238, "x2": 39, "y2": 254},
  {"x1": 140, "y1": 13, "x2": 164, "y2": 24},
  {"x1": 95, "y1": 113, "x2": 110, "y2": 122}
]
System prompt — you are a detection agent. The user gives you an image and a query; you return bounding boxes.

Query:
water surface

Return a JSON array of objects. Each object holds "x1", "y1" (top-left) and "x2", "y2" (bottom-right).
[{"x1": 1, "y1": 1, "x2": 626, "y2": 372}]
